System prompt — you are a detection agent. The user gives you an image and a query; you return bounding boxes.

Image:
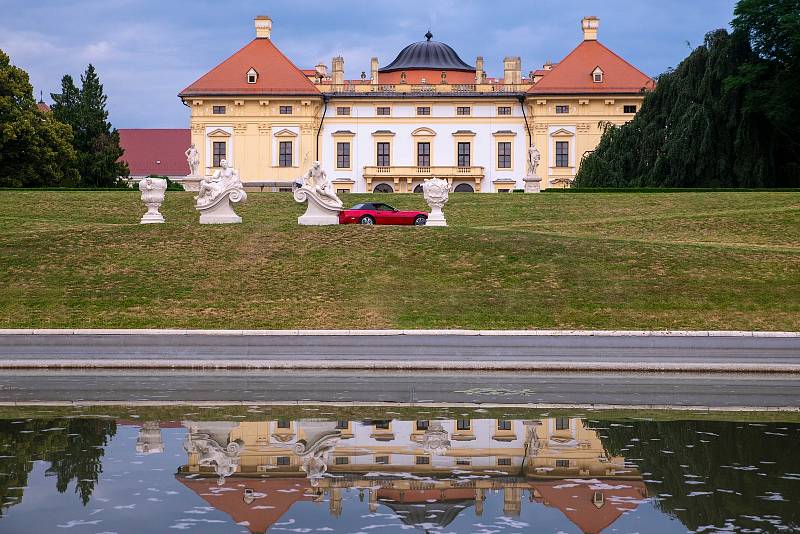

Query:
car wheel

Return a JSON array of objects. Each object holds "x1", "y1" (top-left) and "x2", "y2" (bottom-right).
[
  {"x1": 360, "y1": 215, "x2": 375, "y2": 225},
  {"x1": 413, "y1": 215, "x2": 427, "y2": 226}
]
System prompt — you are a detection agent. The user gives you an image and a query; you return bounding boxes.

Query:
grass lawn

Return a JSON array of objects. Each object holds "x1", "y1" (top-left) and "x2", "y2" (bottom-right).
[{"x1": 0, "y1": 190, "x2": 798, "y2": 330}]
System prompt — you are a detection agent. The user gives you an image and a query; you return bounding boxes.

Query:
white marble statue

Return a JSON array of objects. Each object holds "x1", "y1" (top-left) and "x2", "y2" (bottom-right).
[
  {"x1": 138, "y1": 177, "x2": 167, "y2": 224},
  {"x1": 185, "y1": 144, "x2": 200, "y2": 177},
  {"x1": 422, "y1": 177, "x2": 450, "y2": 226},
  {"x1": 194, "y1": 159, "x2": 247, "y2": 224},
  {"x1": 421, "y1": 422, "x2": 451, "y2": 456},
  {"x1": 524, "y1": 144, "x2": 543, "y2": 193},
  {"x1": 293, "y1": 161, "x2": 343, "y2": 225},
  {"x1": 136, "y1": 422, "x2": 164, "y2": 454}
]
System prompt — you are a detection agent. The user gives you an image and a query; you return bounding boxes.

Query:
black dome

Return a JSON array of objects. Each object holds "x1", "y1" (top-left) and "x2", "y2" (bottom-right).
[{"x1": 379, "y1": 32, "x2": 475, "y2": 72}]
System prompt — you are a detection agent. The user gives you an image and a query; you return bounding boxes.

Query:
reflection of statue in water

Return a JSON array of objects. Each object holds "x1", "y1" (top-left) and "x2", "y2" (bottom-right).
[
  {"x1": 183, "y1": 431, "x2": 242, "y2": 486},
  {"x1": 421, "y1": 422, "x2": 451, "y2": 456},
  {"x1": 136, "y1": 422, "x2": 164, "y2": 454},
  {"x1": 294, "y1": 421, "x2": 342, "y2": 486},
  {"x1": 185, "y1": 144, "x2": 200, "y2": 176},
  {"x1": 300, "y1": 161, "x2": 343, "y2": 209},
  {"x1": 527, "y1": 144, "x2": 541, "y2": 176}
]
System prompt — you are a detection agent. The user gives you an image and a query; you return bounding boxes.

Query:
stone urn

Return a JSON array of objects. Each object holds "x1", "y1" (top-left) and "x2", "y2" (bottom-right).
[
  {"x1": 422, "y1": 177, "x2": 450, "y2": 227},
  {"x1": 138, "y1": 177, "x2": 167, "y2": 224}
]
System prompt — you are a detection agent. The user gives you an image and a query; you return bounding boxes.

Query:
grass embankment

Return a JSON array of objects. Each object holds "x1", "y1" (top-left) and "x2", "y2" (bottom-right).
[{"x1": 0, "y1": 191, "x2": 797, "y2": 330}]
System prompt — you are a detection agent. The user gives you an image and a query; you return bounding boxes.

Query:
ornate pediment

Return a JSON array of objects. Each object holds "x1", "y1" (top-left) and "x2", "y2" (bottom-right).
[
  {"x1": 273, "y1": 128, "x2": 298, "y2": 138},
  {"x1": 411, "y1": 127, "x2": 436, "y2": 136},
  {"x1": 207, "y1": 128, "x2": 231, "y2": 138},
  {"x1": 550, "y1": 128, "x2": 575, "y2": 137}
]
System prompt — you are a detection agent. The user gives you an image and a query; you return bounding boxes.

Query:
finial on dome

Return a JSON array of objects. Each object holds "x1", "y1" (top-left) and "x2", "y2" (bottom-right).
[{"x1": 425, "y1": 31, "x2": 433, "y2": 41}]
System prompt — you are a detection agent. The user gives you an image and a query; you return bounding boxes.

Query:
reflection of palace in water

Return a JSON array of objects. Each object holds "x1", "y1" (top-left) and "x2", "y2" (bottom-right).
[{"x1": 153, "y1": 417, "x2": 645, "y2": 533}]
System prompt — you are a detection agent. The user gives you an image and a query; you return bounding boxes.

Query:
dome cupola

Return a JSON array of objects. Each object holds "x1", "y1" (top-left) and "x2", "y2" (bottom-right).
[{"x1": 380, "y1": 32, "x2": 475, "y2": 73}]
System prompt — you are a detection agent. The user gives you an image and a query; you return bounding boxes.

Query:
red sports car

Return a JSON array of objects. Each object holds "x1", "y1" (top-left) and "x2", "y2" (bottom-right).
[{"x1": 339, "y1": 202, "x2": 428, "y2": 225}]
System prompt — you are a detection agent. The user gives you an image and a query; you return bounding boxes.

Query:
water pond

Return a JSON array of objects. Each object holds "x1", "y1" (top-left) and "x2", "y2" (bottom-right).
[{"x1": 0, "y1": 407, "x2": 797, "y2": 533}]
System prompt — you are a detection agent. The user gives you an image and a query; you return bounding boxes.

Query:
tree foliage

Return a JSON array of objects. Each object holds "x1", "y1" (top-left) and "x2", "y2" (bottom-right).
[
  {"x1": 0, "y1": 49, "x2": 79, "y2": 187},
  {"x1": 51, "y1": 65, "x2": 129, "y2": 187},
  {"x1": 575, "y1": 0, "x2": 800, "y2": 188}
]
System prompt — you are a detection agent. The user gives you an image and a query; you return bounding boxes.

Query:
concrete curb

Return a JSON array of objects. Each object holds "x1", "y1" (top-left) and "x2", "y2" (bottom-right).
[
  {"x1": 0, "y1": 329, "x2": 798, "y2": 337},
  {"x1": 1, "y1": 359, "x2": 799, "y2": 373}
]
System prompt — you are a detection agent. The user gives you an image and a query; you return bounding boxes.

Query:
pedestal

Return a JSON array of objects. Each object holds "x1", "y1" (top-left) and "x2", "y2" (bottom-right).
[
  {"x1": 294, "y1": 187, "x2": 341, "y2": 226},
  {"x1": 140, "y1": 211, "x2": 165, "y2": 224},
  {"x1": 426, "y1": 207, "x2": 447, "y2": 227},
  {"x1": 198, "y1": 197, "x2": 242, "y2": 224},
  {"x1": 175, "y1": 175, "x2": 203, "y2": 192},
  {"x1": 524, "y1": 174, "x2": 542, "y2": 193}
]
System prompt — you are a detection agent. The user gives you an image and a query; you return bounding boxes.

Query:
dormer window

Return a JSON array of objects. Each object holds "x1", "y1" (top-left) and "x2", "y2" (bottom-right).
[
  {"x1": 246, "y1": 68, "x2": 258, "y2": 84},
  {"x1": 592, "y1": 66, "x2": 604, "y2": 83}
]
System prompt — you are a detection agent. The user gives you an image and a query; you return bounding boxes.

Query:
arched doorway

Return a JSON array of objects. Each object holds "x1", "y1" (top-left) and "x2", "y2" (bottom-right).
[
  {"x1": 454, "y1": 183, "x2": 474, "y2": 193},
  {"x1": 373, "y1": 183, "x2": 393, "y2": 193},
  {"x1": 413, "y1": 185, "x2": 423, "y2": 193}
]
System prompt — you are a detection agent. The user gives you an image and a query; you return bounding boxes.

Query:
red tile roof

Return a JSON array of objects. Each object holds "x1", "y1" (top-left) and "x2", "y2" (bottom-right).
[
  {"x1": 118, "y1": 128, "x2": 190, "y2": 177},
  {"x1": 529, "y1": 40, "x2": 653, "y2": 95},
  {"x1": 180, "y1": 38, "x2": 321, "y2": 97}
]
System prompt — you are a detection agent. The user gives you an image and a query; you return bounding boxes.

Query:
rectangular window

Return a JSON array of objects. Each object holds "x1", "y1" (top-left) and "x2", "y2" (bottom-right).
[
  {"x1": 375, "y1": 455, "x2": 389, "y2": 464},
  {"x1": 555, "y1": 105, "x2": 569, "y2": 114},
  {"x1": 556, "y1": 459, "x2": 570, "y2": 468},
  {"x1": 334, "y1": 457, "x2": 349, "y2": 465},
  {"x1": 277, "y1": 456, "x2": 290, "y2": 466},
  {"x1": 212, "y1": 105, "x2": 226, "y2": 115},
  {"x1": 624, "y1": 105, "x2": 638, "y2": 114},
  {"x1": 456, "y1": 459, "x2": 471, "y2": 466},
  {"x1": 416, "y1": 420, "x2": 429, "y2": 431},
  {"x1": 374, "y1": 420, "x2": 390, "y2": 430},
  {"x1": 555, "y1": 417, "x2": 570, "y2": 430},
  {"x1": 377, "y1": 142, "x2": 390, "y2": 167},
  {"x1": 456, "y1": 419, "x2": 471, "y2": 431},
  {"x1": 336, "y1": 142, "x2": 350, "y2": 169},
  {"x1": 336, "y1": 106, "x2": 350, "y2": 116},
  {"x1": 497, "y1": 142, "x2": 511, "y2": 168},
  {"x1": 497, "y1": 458, "x2": 512, "y2": 466},
  {"x1": 417, "y1": 142, "x2": 430, "y2": 167},
  {"x1": 416, "y1": 106, "x2": 431, "y2": 116},
  {"x1": 457, "y1": 142, "x2": 471, "y2": 167},
  {"x1": 212, "y1": 141, "x2": 226, "y2": 167},
  {"x1": 377, "y1": 106, "x2": 391, "y2": 116},
  {"x1": 279, "y1": 141, "x2": 293, "y2": 167},
  {"x1": 555, "y1": 141, "x2": 569, "y2": 168},
  {"x1": 456, "y1": 106, "x2": 471, "y2": 116},
  {"x1": 279, "y1": 105, "x2": 293, "y2": 115},
  {"x1": 497, "y1": 106, "x2": 512, "y2": 115},
  {"x1": 277, "y1": 418, "x2": 290, "y2": 429},
  {"x1": 336, "y1": 420, "x2": 349, "y2": 430},
  {"x1": 415, "y1": 456, "x2": 431, "y2": 465},
  {"x1": 497, "y1": 420, "x2": 512, "y2": 431}
]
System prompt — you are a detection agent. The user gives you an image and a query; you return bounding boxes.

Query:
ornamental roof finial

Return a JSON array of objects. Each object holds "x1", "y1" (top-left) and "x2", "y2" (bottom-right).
[{"x1": 425, "y1": 30, "x2": 433, "y2": 41}]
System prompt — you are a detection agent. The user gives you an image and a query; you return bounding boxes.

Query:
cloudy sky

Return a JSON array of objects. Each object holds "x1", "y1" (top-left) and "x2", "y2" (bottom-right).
[{"x1": 2, "y1": 0, "x2": 738, "y2": 128}]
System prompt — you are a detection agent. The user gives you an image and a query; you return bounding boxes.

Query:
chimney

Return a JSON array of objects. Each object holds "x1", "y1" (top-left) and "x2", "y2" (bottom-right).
[
  {"x1": 581, "y1": 16, "x2": 599, "y2": 41},
  {"x1": 503, "y1": 57, "x2": 521, "y2": 85},
  {"x1": 254, "y1": 16, "x2": 272, "y2": 39},
  {"x1": 370, "y1": 57, "x2": 379, "y2": 84},
  {"x1": 332, "y1": 56, "x2": 344, "y2": 85},
  {"x1": 475, "y1": 56, "x2": 485, "y2": 83},
  {"x1": 315, "y1": 62, "x2": 328, "y2": 79}
]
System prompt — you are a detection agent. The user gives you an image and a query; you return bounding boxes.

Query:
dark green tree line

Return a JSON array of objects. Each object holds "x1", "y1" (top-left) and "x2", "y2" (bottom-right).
[
  {"x1": 51, "y1": 65, "x2": 129, "y2": 187},
  {"x1": 0, "y1": 50, "x2": 78, "y2": 187},
  {"x1": 575, "y1": 0, "x2": 800, "y2": 188}
]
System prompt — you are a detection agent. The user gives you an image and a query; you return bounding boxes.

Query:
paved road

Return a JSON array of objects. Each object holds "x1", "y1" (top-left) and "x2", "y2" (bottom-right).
[
  {"x1": 0, "y1": 333, "x2": 799, "y2": 371},
  {"x1": 0, "y1": 370, "x2": 797, "y2": 409}
]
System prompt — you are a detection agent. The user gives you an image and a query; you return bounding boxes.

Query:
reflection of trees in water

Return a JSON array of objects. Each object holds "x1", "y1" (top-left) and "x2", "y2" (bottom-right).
[
  {"x1": 0, "y1": 418, "x2": 117, "y2": 513},
  {"x1": 597, "y1": 420, "x2": 800, "y2": 532}
]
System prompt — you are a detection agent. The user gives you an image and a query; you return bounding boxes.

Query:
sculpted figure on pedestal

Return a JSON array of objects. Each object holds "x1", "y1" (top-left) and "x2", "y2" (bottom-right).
[
  {"x1": 194, "y1": 159, "x2": 247, "y2": 224},
  {"x1": 527, "y1": 144, "x2": 541, "y2": 177},
  {"x1": 294, "y1": 161, "x2": 343, "y2": 225},
  {"x1": 185, "y1": 144, "x2": 200, "y2": 177}
]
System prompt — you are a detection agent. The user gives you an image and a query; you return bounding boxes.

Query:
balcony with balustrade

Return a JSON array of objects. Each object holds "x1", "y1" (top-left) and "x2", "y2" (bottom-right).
[{"x1": 363, "y1": 165, "x2": 485, "y2": 193}]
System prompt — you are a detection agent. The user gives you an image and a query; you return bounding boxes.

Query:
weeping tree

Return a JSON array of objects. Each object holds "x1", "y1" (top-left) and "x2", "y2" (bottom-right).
[{"x1": 575, "y1": 0, "x2": 800, "y2": 188}]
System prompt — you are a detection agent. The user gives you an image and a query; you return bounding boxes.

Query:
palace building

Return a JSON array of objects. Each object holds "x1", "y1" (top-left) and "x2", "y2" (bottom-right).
[{"x1": 179, "y1": 16, "x2": 653, "y2": 193}]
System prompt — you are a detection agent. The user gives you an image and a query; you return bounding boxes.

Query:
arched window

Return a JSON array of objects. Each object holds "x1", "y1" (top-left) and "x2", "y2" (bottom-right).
[
  {"x1": 373, "y1": 183, "x2": 393, "y2": 193},
  {"x1": 454, "y1": 183, "x2": 474, "y2": 193},
  {"x1": 413, "y1": 185, "x2": 423, "y2": 193}
]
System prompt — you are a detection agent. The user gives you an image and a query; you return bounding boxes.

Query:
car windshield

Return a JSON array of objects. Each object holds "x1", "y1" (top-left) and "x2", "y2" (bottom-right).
[{"x1": 350, "y1": 203, "x2": 369, "y2": 210}]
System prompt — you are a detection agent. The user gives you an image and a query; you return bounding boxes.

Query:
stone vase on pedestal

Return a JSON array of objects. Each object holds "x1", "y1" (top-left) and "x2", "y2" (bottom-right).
[
  {"x1": 138, "y1": 177, "x2": 167, "y2": 224},
  {"x1": 422, "y1": 177, "x2": 450, "y2": 227}
]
